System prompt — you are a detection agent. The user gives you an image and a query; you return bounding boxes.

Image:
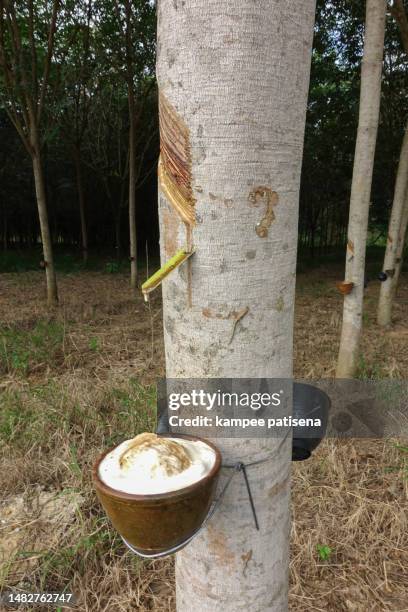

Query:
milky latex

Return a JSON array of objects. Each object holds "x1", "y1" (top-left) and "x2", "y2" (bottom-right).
[{"x1": 98, "y1": 433, "x2": 216, "y2": 495}]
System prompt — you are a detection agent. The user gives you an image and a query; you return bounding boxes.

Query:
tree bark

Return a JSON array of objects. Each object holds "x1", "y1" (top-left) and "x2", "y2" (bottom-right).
[
  {"x1": 2, "y1": 203, "x2": 7, "y2": 252},
  {"x1": 73, "y1": 147, "x2": 88, "y2": 263},
  {"x1": 115, "y1": 209, "x2": 122, "y2": 259},
  {"x1": 391, "y1": 0, "x2": 408, "y2": 55},
  {"x1": 382, "y1": 193, "x2": 408, "y2": 314},
  {"x1": 123, "y1": 0, "x2": 138, "y2": 291},
  {"x1": 128, "y1": 85, "x2": 138, "y2": 290},
  {"x1": 336, "y1": 0, "x2": 386, "y2": 378},
  {"x1": 31, "y1": 133, "x2": 58, "y2": 306},
  {"x1": 377, "y1": 122, "x2": 408, "y2": 326},
  {"x1": 394, "y1": 200, "x2": 408, "y2": 285},
  {"x1": 157, "y1": 1, "x2": 316, "y2": 610}
]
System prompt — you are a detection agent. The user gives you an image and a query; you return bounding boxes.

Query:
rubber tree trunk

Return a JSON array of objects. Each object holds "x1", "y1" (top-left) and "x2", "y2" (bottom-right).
[
  {"x1": 394, "y1": 199, "x2": 408, "y2": 282},
  {"x1": 336, "y1": 0, "x2": 386, "y2": 378},
  {"x1": 381, "y1": 193, "x2": 408, "y2": 316},
  {"x1": 73, "y1": 148, "x2": 88, "y2": 263},
  {"x1": 115, "y1": 213, "x2": 121, "y2": 259},
  {"x1": 2, "y1": 203, "x2": 7, "y2": 251},
  {"x1": 157, "y1": 1, "x2": 316, "y2": 610},
  {"x1": 31, "y1": 134, "x2": 58, "y2": 306},
  {"x1": 128, "y1": 86, "x2": 138, "y2": 291},
  {"x1": 377, "y1": 122, "x2": 408, "y2": 326}
]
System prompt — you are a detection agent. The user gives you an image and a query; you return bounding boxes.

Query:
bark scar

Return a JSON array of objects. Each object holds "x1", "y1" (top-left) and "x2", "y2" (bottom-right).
[
  {"x1": 248, "y1": 187, "x2": 278, "y2": 238},
  {"x1": 241, "y1": 549, "x2": 253, "y2": 577},
  {"x1": 229, "y1": 306, "x2": 250, "y2": 344}
]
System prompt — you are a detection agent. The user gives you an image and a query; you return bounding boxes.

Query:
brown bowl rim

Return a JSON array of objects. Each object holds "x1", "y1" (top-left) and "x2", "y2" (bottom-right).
[
  {"x1": 93, "y1": 433, "x2": 222, "y2": 502},
  {"x1": 336, "y1": 281, "x2": 354, "y2": 288}
]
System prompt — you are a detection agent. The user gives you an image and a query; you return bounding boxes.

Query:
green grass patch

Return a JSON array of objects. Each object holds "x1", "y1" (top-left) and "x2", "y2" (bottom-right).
[
  {"x1": 0, "y1": 378, "x2": 157, "y2": 452},
  {"x1": 102, "y1": 380, "x2": 157, "y2": 446},
  {"x1": 0, "y1": 248, "x2": 147, "y2": 274},
  {"x1": 316, "y1": 543, "x2": 333, "y2": 562},
  {"x1": 0, "y1": 249, "x2": 96, "y2": 274},
  {"x1": 0, "y1": 248, "x2": 162, "y2": 274},
  {"x1": 0, "y1": 320, "x2": 64, "y2": 375},
  {"x1": 356, "y1": 354, "x2": 384, "y2": 380},
  {"x1": 385, "y1": 443, "x2": 408, "y2": 480},
  {"x1": 37, "y1": 525, "x2": 114, "y2": 588}
]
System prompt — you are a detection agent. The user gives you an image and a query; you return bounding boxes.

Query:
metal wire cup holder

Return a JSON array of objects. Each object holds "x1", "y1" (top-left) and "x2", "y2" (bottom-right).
[
  {"x1": 122, "y1": 430, "x2": 292, "y2": 559},
  {"x1": 121, "y1": 462, "x2": 243, "y2": 559}
]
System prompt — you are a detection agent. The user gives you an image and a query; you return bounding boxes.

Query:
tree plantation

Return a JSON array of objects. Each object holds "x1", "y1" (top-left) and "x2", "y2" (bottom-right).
[
  {"x1": 0, "y1": 1, "x2": 407, "y2": 611},
  {"x1": 1, "y1": 3, "x2": 408, "y2": 270}
]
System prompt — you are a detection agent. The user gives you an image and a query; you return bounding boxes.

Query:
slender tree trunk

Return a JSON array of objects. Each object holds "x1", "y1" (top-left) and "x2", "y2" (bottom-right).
[
  {"x1": 336, "y1": 0, "x2": 386, "y2": 378},
  {"x1": 128, "y1": 85, "x2": 138, "y2": 291},
  {"x1": 377, "y1": 122, "x2": 408, "y2": 325},
  {"x1": 73, "y1": 147, "x2": 88, "y2": 263},
  {"x1": 395, "y1": 198, "x2": 408, "y2": 281},
  {"x1": 157, "y1": 1, "x2": 316, "y2": 610},
  {"x1": 31, "y1": 134, "x2": 58, "y2": 306},
  {"x1": 382, "y1": 193, "x2": 408, "y2": 313},
  {"x1": 115, "y1": 210, "x2": 122, "y2": 259},
  {"x1": 2, "y1": 204, "x2": 7, "y2": 252}
]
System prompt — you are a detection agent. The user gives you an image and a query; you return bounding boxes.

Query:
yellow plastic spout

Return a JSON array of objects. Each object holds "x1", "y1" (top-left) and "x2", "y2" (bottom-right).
[{"x1": 141, "y1": 248, "x2": 195, "y2": 301}]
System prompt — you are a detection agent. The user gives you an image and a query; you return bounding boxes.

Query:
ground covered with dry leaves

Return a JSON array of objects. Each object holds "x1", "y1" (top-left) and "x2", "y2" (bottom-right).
[{"x1": 0, "y1": 262, "x2": 407, "y2": 611}]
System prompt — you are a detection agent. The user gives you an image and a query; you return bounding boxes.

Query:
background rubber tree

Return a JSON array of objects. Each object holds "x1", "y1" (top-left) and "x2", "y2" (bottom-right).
[
  {"x1": 0, "y1": 0, "x2": 63, "y2": 305},
  {"x1": 84, "y1": 75, "x2": 129, "y2": 258},
  {"x1": 392, "y1": 194, "x2": 408, "y2": 291},
  {"x1": 336, "y1": 0, "x2": 386, "y2": 378},
  {"x1": 377, "y1": 121, "x2": 408, "y2": 325},
  {"x1": 2, "y1": 2, "x2": 408, "y2": 268},
  {"x1": 101, "y1": 0, "x2": 155, "y2": 290},
  {"x1": 122, "y1": 0, "x2": 138, "y2": 291},
  {"x1": 57, "y1": 0, "x2": 95, "y2": 264},
  {"x1": 377, "y1": 0, "x2": 408, "y2": 325},
  {"x1": 157, "y1": 1, "x2": 316, "y2": 610},
  {"x1": 83, "y1": 69, "x2": 156, "y2": 260}
]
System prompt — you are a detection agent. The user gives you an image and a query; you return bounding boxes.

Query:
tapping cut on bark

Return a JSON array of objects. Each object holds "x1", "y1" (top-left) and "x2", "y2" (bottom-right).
[
  {"x1": 159, "y1": 92, "x2": 195, "y2": 226},
  {"x1": 248, "y1": 187, "x2": 279, "y2": 238},
  {"x1": 163, "y1": 206, "x2": 182, "y2": 257}
]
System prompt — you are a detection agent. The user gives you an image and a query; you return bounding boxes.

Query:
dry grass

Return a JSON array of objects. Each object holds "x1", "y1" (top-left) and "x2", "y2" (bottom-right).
[
  {"x1": 0, "y1": 266, "x2": 407, "y2": 611},
  {"x1": 291, "y1": 439, "x2": 408, "y2": 611},
  {"x1": 295, "y1": 264, "x2": 408, "y2": 379}
]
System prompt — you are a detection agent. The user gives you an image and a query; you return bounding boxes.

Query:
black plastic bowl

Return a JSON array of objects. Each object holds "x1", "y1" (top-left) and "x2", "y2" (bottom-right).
[{"x1": 292, "y1": 382, "x2": 330, "y2": 461}]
